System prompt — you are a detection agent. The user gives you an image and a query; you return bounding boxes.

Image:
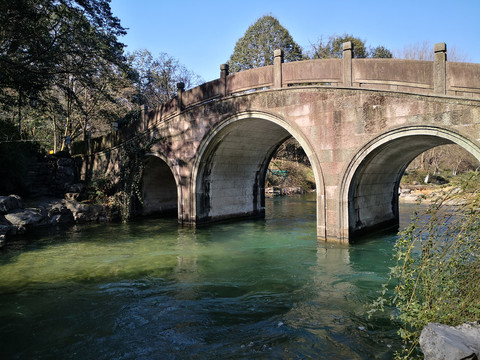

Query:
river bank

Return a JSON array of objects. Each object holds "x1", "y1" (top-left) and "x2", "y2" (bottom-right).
[
  {"x1": 399, "y1": 184, "x2": 457, "y2": 203},
  {"x1": 0, "y1": 194, "x2": 118, "y2": 247}
]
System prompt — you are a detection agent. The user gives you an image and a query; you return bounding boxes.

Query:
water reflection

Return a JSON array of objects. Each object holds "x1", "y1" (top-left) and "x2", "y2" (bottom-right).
[{"x1": 0, "y1": 195, "x2": 422, "y2": 359}]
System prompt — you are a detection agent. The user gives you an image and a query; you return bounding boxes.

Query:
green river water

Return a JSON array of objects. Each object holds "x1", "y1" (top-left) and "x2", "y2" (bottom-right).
[{"x1": 0, "y1": 194, "x2": 419, "y2": 359}]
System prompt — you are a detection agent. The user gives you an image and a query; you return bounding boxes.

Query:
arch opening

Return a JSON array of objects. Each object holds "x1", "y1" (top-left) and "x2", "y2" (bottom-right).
[
  {"x1": 142, "y1": 155, "x2": 178, "y2": 216},
  {"x1": 195, "y1": 118, "x2": 290, "y2": 222},
  {"x1": 346, "y1": 130, "x2": 480, "y2": 241},
  {"x1": 193, "y1": 114, "x2": 322, "y2": 232}
]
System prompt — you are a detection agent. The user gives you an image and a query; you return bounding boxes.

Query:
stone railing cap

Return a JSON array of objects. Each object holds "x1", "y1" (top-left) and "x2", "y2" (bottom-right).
[{"x1": 434, "y1": 42, "x2": 447, "y2": 53}]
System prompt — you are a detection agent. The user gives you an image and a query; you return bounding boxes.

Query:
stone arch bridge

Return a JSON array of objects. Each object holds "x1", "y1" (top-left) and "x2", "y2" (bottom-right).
[{"x1": 73, "y1": 42, "x2": 480, "y2": 243}]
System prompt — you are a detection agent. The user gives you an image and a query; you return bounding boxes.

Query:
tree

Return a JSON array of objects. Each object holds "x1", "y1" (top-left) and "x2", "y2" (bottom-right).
[
  {"x1": 51, "y1": 60, "x2": 135, "y2": 149},
  {"x1": 309, "y1": 34, "x2": 392, "y2": 59},
  {"x1": 227, "y1": 15, "x2": 304, "y2": 73},
  {"x1": 370, "y1": 46, "x2": 393, "y2": 59},
  {"x1": 0, "y1": 0, "x2": 128, "y2": 139},
  {"x1": 128, "y1": 49, "x2": 203, "y2": 108}
]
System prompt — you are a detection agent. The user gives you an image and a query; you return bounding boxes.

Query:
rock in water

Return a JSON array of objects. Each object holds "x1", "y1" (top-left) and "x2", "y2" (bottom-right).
[
  {"x1": 420, "y1": 322, "x2": 480, "y2": 360},
  {"x1": 0, "y1": 195, "x2": 24, "y2": 214}
]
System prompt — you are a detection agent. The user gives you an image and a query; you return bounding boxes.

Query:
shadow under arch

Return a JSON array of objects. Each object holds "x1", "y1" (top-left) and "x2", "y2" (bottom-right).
[
  {"x1": 142, "y1": 152, "x2": 179, "y2": 217},
  {"x1": 191, "y1": 110, "x2": 327, "y2": 241},
  {"x1": 339, "y1": 126, "x2": 480, "y2": 243}
]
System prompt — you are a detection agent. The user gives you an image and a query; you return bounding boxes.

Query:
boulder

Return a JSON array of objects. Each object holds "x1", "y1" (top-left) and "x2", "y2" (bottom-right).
[
  {"x1": 64, "y1": 200, "x2": 110, "y2": 223},
  {"x1": 4, "y1": 208, "x2": 47, "y2": 227},
  {"x1": 0, "y1": 195, "x2": 24, "y2": 214},
  {"x1": 47, "y1": 201, "x2": 74, "y2": 225},
  {"x1": 420, "y1": 322, "x2": 480, "y2": 360}
]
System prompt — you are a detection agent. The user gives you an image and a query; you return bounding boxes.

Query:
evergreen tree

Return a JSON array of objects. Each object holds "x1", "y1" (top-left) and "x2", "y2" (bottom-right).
[
  {"x1": 370, "y1": 46, "x2": 393, "y2": 58},
  {"x1": 228, "y1": 15, "x2": 303, "y2": 73},
  {"x1": 310, "y1": 34, "x2": 392, "y2": 59}
]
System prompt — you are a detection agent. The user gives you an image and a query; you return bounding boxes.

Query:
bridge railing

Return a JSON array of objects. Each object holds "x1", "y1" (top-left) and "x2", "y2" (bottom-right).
[
  {"x1": 175, "y1": 41, "x2": 479, "y2": 111},
  {"x1": 447, "y1": 62, "x2": 480, "y2": 97},
  {"x1": 282, "y1": 58, "x2": 343, "y2": 86},
  {"x1": 71, "y1": 42, "x2": 480, "y2": 155},
  {"x1": 352, "y1": 59, "x2": 433, "y2": 93}
]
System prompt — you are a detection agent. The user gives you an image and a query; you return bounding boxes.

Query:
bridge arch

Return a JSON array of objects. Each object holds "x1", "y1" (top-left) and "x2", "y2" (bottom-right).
[
  {"x1": 191, "y1": 110, "x2": 326, "y2": 239},
  {"x1": 339, "y1": 126, "x2": 480, "y2": 242},
  {"x1": 141, "y1": 152, "x2": 179, "y2": 217}
]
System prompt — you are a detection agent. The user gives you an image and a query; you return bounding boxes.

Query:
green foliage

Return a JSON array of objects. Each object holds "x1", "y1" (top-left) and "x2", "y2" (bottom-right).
[
  {"x1": 0, "y1": 0, "x2": 126, "y2": 103},
  {"x1": 228, "y1": 15, "x2": 304, "y2": 73},
  {"x1": 370, "y1": 173, "x2": 480, "y2": 358},
  {"x1": 86, "y1": 137, "x2": 162, "y2": 221},
  {"x1": 113, "y1": 136, "x2": 162, "y2": 222},
  {"x1": 370, "y1": 46, "x2": 393, "y2": 58},
  {"x1": 0, "y1": 0, "x2": 133, "y2": 149},
  {"x1": 310, "y1": 34, "x2": 392, "y2": 59},
  {"x1": 266, "y1": 159, "x2": 315, "y2": 191},
  {"x1": 274, "y1": 138, "x2": 310, "y2": 166},
  {"x1": 86, "y1": 172, "x2": 115, "y2": 204}
]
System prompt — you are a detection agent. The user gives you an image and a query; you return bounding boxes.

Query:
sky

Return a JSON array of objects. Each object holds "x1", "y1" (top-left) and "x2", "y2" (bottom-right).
[{"x1": 110, "y1": 0, "x2": 480, "y2": 83}]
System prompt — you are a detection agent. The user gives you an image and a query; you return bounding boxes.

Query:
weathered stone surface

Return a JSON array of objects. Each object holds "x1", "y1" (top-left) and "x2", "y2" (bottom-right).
[
  {"x1": 64, "y1": 200, "x2": 111, "y2": 223},
  {"x1": 64, "y1": 200, "x2": 88, "y2": 212},
  {"x1": 420, "y1": 322, "x2": 480, "y2": 360},
  {"x1": 0, "y1": 195, "x2": 24, "y2": 214},
  {"x1": 4, "y1": 208, "x2": 46, "y2": 227},
  {"x1": 47, "y1": 201, "x2": 74, "y2": 224},
  {"x1": 73, "y1": 57, "x2": 480, "y2": 244}
]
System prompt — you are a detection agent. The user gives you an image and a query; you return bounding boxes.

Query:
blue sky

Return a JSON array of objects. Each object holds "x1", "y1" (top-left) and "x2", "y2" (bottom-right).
[{"x1": 110, "y1": 0, "x2": 480, "y2": 83}]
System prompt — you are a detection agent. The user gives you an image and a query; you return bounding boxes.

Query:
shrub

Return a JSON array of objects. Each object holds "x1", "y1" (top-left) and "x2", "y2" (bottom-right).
[{"x1": 370, "y1": 172, "x2": 480, "y2": 358}]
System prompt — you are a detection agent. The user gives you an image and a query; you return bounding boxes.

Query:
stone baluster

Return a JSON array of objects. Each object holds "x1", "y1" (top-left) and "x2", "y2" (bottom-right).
[
  {"x1": 274, "y1": 49, "x2": 284, "y2": 89},
  {"x1": 434, "y1": 42, "x2": 447, "y2": 95},
  {"x1": 177, "y1": 82, "x2": 185, "y2": 112},
  {"x1": 343, "y1": 41, "x2": 353, "y2": 87},
  {"x1": 220, "y1": 64, "x2": 229, "y2": 97}
]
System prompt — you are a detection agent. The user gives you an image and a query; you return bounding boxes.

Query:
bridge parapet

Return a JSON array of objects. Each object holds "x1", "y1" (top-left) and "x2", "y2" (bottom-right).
[
  {"x1": 72, "y1": 42, "x2": 480, "y2": 156},
  {"x1": 174, "y1": 42, "x2": 480, "y2": 113},
  {"x1": 447, "y1": 62, "x2": 480, "y2": 97}
]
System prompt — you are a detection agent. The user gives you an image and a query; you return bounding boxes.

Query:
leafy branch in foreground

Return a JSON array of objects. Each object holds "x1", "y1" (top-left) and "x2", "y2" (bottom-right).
[{"x1": 369, "y1": 172, "x2": 480, "y2": 359}]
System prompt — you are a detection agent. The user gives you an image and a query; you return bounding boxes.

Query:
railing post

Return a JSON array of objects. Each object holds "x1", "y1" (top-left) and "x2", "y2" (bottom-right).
[
  {"x1": 434, "y1": 42, "x2": 447, "y2": 95},
  {"x1": 220, "y1": 64, "x2": 229, "y2": 97},
  {"x1": 343, "y1": 41, "x2": 353, "y2": 87},
  {"x1": 274, "y1": 49, "x2": 284, "y2": 89},
  {"x1": 177, "y1": 82, "x2": 185, "y2": 112}
]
